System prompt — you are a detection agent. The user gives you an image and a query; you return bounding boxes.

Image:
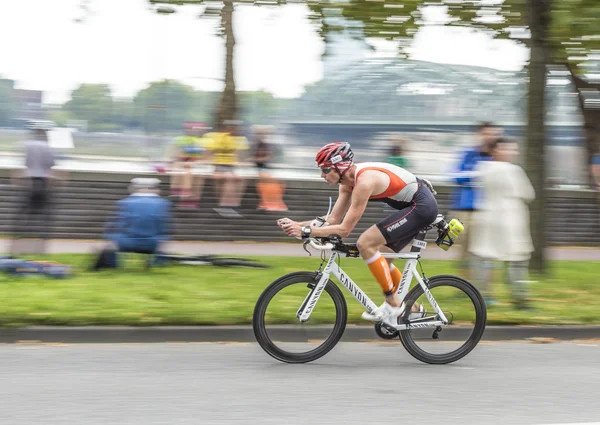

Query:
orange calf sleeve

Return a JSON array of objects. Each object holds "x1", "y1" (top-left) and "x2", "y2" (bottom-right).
[
  {"x1": 366, "y1": 253, "x2": 394, "y2": 295},
  {"x1": 390, "y1": 264, "x2": 402, "y2": 295}
]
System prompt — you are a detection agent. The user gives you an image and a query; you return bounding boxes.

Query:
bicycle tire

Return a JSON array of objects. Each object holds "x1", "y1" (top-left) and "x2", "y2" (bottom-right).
[
  {"x1": 399, "y1": 275, "x2": 487, "y2": 365},
  {"x1": 253, "y1": 271, "x2": 348, "y2": 364}
]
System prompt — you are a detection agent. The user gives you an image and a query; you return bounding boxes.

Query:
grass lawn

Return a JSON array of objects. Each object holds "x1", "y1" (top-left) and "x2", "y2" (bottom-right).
[{"x1": 0, "y1": 254, "x2": 598, "y2": 327}]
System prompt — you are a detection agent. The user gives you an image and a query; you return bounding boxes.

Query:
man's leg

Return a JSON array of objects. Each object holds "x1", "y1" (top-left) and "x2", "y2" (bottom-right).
[
  {"x1": 191, "y1": 173, "x2": 205, "y2": 205},
  {"x1": 472, "y1": 255, "x2": 494, "y2": 304},
  {"x1": 357, "y1": 226, "x2": 403, "y2": 308},
  {"x1": 10, "y1": 188, "x2": 34, "y2": 256},
  {"x1": 170, "y1": 163, "x2": 184, "y2": 197},
  {"x1": 506, "y1": 260, "x2": 531, "y2": 307}
]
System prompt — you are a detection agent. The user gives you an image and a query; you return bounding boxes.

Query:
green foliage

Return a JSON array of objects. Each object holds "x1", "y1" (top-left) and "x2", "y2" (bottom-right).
[
  {"x1": 47, "y1": 109, "x2": 71, "y2": 127},
  {"x1": 64, "y1": 84, "x2": 117, "y2": 131},
  {"x1": 306, "y1": 0, "x2": 599, "y2": 71},
  {"x1": 307, "y1": 0, "x2": 424, "y2": 57},
  {"x1": 440, "y1": 0, "x2": 600, "y2": 69},
  {"x1": 133, "y1": 79, "x2": 217, "y2": 132}
]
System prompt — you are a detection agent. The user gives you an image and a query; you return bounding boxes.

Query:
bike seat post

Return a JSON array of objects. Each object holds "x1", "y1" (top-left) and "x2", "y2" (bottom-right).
[{"x1": 410, "y1": 230, "x2": 427, "y2": 254}]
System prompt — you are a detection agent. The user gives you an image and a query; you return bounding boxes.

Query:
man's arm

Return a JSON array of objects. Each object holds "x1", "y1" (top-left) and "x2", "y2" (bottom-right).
[
  {"x1": 293, "y1": 185, "x2": 352, "y2": 227},
  {"x1": 278, "y1": 173, "x2": 374, "y2": 237},
  {"x1": 309, "y1": 183, "x2": 371, "y2": 238},
  {"x1": 454, "y1": 150, "x2": 478, "y2": 186}
]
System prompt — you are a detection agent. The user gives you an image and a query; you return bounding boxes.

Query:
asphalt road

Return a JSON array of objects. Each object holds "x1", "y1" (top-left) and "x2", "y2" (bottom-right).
[{"x1": 1, "y1": 341, "x2": 599, "y2": 425}]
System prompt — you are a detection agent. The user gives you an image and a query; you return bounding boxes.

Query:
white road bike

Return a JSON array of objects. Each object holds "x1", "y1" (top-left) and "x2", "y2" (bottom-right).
[{"x1": 253, "y1": 214, "x2": 487, "y2": 364}]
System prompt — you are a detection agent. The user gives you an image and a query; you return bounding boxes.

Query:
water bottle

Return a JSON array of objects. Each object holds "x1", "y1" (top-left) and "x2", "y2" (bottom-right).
[{"x1": 436, "y1": 218, "x2": 464, "y2": 251}]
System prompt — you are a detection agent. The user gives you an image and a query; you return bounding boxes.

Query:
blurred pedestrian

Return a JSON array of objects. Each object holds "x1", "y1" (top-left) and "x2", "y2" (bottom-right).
[
  {"x1": 10, "y1": 120, "x2": 65, "y2": 255},
  {"x1": 387, "y1": 136, "x2": 410, "y2": 169},
  {"x1": 591, "y1": 150, "x2": 600, "y2": 192},
  {"x1": 450, "y1": 121, "x2": 502, "y2": 281},
  {"x1": 253, "y1": 125, "x2": 287, "y2": 212},
  {"x1": 469, "y1": 137, "x2": 535, "y2": 310}
]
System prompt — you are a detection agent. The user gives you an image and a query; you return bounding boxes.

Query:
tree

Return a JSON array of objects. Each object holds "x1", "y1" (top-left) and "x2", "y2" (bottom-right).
[
  {"x1": 133, "y1": 79, "x2": 216, "y2": 132},
  {"x1": 306, "y1": 0, "x2": 423, "y2": 58},
  {"x1": 238, "y1": 90, "x2": 281, "y2": 124},
  {"x1": 64, "y1": 84, "x2": 116, "y2": 131},
  {"x1": 148, "y1": 0, "x2": 287, "y2": 129}
]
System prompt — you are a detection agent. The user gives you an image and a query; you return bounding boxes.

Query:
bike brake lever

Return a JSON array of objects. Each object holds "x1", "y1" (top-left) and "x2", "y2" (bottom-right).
[{"x1": 302, "y1": 239, "x2": 312, "y2": 256}]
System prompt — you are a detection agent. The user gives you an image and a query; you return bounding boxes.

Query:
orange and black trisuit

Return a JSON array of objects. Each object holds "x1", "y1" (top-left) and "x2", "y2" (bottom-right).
[{"x1": 353, "y1": 162, "x2": 438, "y2": 296}]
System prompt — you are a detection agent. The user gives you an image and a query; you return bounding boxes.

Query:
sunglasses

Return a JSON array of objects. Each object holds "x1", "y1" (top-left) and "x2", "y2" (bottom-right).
[{"x1": 320, "y1": 166, "x2": 333, "y2": 174}]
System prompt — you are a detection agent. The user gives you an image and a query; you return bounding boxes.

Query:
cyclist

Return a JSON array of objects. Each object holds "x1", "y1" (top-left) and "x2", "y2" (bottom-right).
[{"x1": 277, "y1": 142, "x2": 438, "y2": 324}]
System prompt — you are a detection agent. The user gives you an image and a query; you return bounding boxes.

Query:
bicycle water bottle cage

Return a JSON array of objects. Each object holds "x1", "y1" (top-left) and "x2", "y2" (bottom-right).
[
  {"x1": 434, "y1": 219, "x2": 455, "y2": 249},
  {"x1": 435, "y1": 230, "x2": 454, "y2": 249}
]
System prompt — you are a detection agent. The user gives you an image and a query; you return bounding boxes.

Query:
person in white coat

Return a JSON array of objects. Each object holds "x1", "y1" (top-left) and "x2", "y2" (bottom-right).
[{"x1": 469, "y1": 137, "x2": 535, "y2": 310}]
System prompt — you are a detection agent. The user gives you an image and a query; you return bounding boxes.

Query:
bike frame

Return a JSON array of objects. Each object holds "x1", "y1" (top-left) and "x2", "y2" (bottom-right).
[{"x1": 296, "y1": 240, "x2": 449, "y2": 331}]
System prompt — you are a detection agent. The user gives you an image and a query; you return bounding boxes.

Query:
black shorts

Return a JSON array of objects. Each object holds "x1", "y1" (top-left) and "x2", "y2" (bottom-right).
[{"x1": 375, "y1": 181, "x2": 439, "y2": 252}]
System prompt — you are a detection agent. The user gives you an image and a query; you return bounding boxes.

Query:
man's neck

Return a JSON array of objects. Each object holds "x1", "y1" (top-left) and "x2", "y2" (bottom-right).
[{"x1": 339, "y1": 165, "x2": 356, "y2": 186}]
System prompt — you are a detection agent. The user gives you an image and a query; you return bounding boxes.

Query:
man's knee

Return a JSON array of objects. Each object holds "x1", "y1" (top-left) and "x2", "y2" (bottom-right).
[{"x1": 357, "y1": 234, "x2": 383, "y2": 258}]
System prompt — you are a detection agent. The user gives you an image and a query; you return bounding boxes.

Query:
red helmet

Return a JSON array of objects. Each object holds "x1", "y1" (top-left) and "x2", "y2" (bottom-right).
[{"x1": 315, "y1": 142, "x2": 354, "y2": 167}]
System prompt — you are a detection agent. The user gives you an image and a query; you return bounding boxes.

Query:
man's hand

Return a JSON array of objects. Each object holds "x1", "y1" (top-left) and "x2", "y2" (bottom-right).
[{"x1": 277, "y1": 218, "x2": 302, "y2": 239}]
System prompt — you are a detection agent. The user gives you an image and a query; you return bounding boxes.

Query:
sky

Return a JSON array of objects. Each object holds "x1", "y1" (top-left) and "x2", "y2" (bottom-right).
[{"x1": 0, "y1": 0, "x2": 529, "y2": 104}]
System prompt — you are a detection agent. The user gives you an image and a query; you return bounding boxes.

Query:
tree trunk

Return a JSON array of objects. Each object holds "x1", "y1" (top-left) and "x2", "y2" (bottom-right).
[
  {"x1": 215, "y1": 0, "x2": 237, "y2": 128},
  {"x1": 526, "y1": 0, "x2": 551, "y2": 274}
]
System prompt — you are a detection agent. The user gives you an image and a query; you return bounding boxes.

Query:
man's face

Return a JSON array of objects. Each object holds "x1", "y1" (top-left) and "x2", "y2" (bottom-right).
[
  {"x1": 34, "y1": 129, "x2": 48, "y2": 141},
  {"x1": 224, "y1": 125, "x2": 237, "y2": 135},
  {"x1": 320, "y1": 165, "x2": 340, "y2": 186},
  {"x1": 480, "y1": 126, "x2": 501, "y2": 147}
]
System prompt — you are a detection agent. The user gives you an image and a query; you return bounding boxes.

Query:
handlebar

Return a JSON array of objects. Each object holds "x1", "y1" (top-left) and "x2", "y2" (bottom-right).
[
  {"x1": 307, "y1": 239, "x2": 334, "y2": 251},
  {"x1": 303, "y1": 235, "x2": 360, "y2": 257}
]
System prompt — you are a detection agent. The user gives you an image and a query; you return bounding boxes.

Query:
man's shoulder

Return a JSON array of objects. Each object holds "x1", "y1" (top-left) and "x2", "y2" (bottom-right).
[
  {"x1": 460, "y1": 147, "x2": 479, "y2": 157},
  {"x1": 23, "y1": 139, "x2": 43, "y2": 148}
]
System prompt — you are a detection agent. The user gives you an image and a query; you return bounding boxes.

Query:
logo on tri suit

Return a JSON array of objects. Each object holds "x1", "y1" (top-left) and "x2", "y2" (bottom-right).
[{"x1": 387, "y1": 218, "x2": 407, "y2": 233}]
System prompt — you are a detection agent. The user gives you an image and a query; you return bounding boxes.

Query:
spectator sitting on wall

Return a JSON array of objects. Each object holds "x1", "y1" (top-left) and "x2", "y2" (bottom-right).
[
  {"x1": 204, "y1": 120, "x2": 249, "y2": 218},
  {"x1": 167, "y1": 122, "x2": 208, "y2": 209},
  {"x1": 253, "y1": 125, "x2": 287, "y2": 212}
]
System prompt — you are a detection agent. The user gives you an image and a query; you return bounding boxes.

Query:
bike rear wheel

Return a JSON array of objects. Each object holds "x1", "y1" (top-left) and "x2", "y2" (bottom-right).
[
  {"x1": 252, "y1": 271, "x2": 348, "y2": 363},
  {"x1": 399, "y1": 275, "x2": 487, "y2": 365}
]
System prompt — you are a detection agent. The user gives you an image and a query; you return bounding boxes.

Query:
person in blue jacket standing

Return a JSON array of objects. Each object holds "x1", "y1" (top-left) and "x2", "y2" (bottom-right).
[{"x1": 450, "y1": 122, "x2": 502, "y2": 281}]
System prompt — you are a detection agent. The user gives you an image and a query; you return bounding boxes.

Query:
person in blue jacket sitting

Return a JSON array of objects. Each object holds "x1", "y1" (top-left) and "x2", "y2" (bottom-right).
[{"x1": 97, "y1": 178, "x2": 172, "y2": 268}]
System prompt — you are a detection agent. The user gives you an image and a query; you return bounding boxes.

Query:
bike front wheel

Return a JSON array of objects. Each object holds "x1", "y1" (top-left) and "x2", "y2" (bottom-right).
[
  {"x1": 399, "y1": 275, "x2": 487, "y2": 365},
  {"x1": 252, "y1": 271, "x2": 348, "y2": 364}
]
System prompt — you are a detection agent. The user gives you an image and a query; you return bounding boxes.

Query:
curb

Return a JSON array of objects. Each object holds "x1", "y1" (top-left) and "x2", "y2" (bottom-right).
[{"x1": 1, "y1": 326, "x2": 600, "y2": 344}]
